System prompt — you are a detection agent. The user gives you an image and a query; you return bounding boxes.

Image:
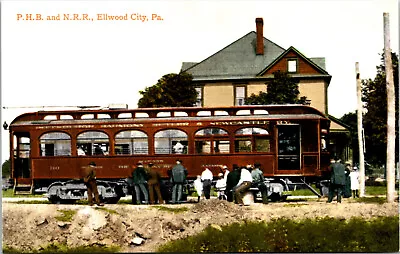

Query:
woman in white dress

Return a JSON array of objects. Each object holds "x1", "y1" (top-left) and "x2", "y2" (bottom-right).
[{"x1": 349, "y1": 167, "x2": 360, "y2": 198}]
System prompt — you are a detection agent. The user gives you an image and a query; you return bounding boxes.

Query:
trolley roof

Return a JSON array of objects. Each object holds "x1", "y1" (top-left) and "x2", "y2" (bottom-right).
[{"x1": 10, "y1": 105, "x2": 328, "y2": 127}]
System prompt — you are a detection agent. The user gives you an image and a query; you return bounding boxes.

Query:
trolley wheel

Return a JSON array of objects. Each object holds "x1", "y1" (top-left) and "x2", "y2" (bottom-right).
[
  {"x1": 106, "y1": 197, "x2": 121, "y2": 204},
  {"x1": 48, "y1": 196, "x2": 61, "y2": 204},
  {"x1": 269, "y1": 192, "x2": 281, "y2": 202}
]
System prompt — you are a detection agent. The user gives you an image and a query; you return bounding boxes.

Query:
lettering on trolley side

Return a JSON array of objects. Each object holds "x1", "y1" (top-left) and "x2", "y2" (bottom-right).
[
  {"x1": 152, "y1": 122, "x2": 190, "y2": 127},
  {"x1": 277, "y1": 120, "x2": 294, "y2": 125},
  {"x1": 210, "y1": 120, "x2": 269, "y2": 126},
  {"x1": 49, "y1": 166, "x2": 60, "y2": 171},
  {"x1": 101, "y1": 124, "x2": 144, "y2": 128},
  {"x1": 36, "y1": 125, "x2": 95, "y2": 130},
  {"x1": 34, "y1": 121, "x2": 269, "y2": 130}
]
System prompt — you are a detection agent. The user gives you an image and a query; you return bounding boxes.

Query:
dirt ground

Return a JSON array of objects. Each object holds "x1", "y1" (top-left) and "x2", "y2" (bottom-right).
[{"x1": 2, "y1": 197, "x2": 399, "y2": 253}]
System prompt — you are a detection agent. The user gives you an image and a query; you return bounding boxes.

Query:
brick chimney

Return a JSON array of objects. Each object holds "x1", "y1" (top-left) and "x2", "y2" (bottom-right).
[{"x1": 256, "y1": 17, "x2": 264, "y2": 55}]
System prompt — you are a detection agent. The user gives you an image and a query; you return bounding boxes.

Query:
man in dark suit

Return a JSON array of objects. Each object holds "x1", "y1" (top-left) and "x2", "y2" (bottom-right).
[
  {"x1": 327, "y1": 158, "x2": 346, "y2": 203},
  {"x1": 226, "y1": 164, "x2": 241, "y2": 202},
  {"x1": 171, "y1": 159, "x2": 188, "y2": 204},
  {"x1": 82, "y1": 162, "x2": 104, "y2": 206}
]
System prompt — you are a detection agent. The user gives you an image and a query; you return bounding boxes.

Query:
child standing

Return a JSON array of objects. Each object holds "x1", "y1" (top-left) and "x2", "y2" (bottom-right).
[{"x1": 194, "y1": 175, "x2": 203, "y2": 202}]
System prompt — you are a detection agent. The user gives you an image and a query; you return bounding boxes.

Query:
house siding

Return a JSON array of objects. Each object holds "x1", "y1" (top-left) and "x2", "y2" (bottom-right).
[
  {"x1": 247, "y1": 83, "x2": 266, "y2": 97},
  {"x1": 264, "y1": 50, "x2": 321, "y2": 75},
  {"x1": 298, "y1": 80, "x2": 326, "y2": 113},
  {"x1": 204, "y1": 84, "x2": 234, "y2": 106}
]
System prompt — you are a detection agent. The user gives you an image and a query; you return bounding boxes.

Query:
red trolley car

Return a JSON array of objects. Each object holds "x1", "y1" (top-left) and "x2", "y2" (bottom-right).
[{"x1": 8, "y1": 105, "x2": 331, "y2": 203}]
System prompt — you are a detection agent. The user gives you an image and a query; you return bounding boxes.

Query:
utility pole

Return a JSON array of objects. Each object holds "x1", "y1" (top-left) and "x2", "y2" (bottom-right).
[
  {"x1": 356, "y1": 62, "x2": 366, "y2": 197},
  {"x1": 383, "y1": 12, "x2": 396, "y2": 203}
]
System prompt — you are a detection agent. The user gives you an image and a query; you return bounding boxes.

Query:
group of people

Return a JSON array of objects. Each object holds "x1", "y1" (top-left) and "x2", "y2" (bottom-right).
[
  {"x1": 327, "y1": 157, "x2": 360, "y2": 203},
  {"x1": 194, "y1": 163, "x2": 269, "y2": 206},
  {"x1": 82, "y1": 158, "x2": 362, "y2": 206},
  {"x1": 82, "y1": 160, "x2": 271, "y2": 206},
  {"x1": 131, "y1": 159, "x2": 189, "y2": 205}
]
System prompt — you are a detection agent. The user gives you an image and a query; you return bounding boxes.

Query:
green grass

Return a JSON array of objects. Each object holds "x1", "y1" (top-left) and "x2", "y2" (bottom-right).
[
  {"x1": 283, "y1": 203, "x2": 309, "y2": 207},
  {"x1": 3, "y1": 243, "x2": 120, "y2": 253},
  {"x1": 151, "y1": 205, "x2": 189, "y2": 213},
  {"x1": 94, "y1": 207, "x2": 119, "y2": 215},
  {"x1": 289, "y1": 185, "x2": 399, "y2": 196},
  {"x1": 356, "y1": 196, "x2": 387, "y2": 204},
  {"x1": 365, "y1": 185, "x2": 399, "y2": 196},
  {"x1": 117, "y1": 199, "x2": 133, "y2": 205},
  {"x1": 54, "y1": 209, "x2": 76, "y2": 222},
  {"x1": 13, "y1": 200, "x2": 51, "y2": 204},
  {"x1": 2, "y1": 189, "x2": 45, "y2": 198},
  {"x1": 157, "y1": 216, "x2": 399, "y2": 253}
]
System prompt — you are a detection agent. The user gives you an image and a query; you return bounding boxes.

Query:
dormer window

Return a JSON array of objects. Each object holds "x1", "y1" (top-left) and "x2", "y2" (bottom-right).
[{"x1": 288, "y1": 59, "x2": 297, "y2": 73}]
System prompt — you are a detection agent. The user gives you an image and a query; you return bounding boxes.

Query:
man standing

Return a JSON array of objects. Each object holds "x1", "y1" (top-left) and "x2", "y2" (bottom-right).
[
  {"x1": 234, "y1": 166, "x2": 253, "y2": 206},
  {"x1": 82, "y1": 162, "x2": 104, "y2": 206},
  {"x1": 327, "y1": 158, "x2": 346, "y2": 203},
  {"x1": 226, "y1": 164, "x2": 240, "y2": 202},
  {"x1": 132, "y1": 162, "x2": 149, "y2": 205},
  {"x1": 201, "y1": 168, "x2": 213, "y2": 199},
  {"x1": 251, "y1": 162, "x2": 269, "y2": 204},
  {"x1": 221, "y1": 165, "x2": 230, "y2": 182},
  {"x1": 147, "y1": 163, "x2": 164, "y2": 204},
  {"x1": 171, "y1": 159, "x2": 188, "y2": 204}
]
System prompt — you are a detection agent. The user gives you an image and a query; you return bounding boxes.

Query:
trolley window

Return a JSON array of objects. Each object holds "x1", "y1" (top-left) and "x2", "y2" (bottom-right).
[
  {"x1": 195, "y1": 128, "x2": 230, "y2": 154},
  {"x1": 115, "y1": 130, "x2": 148, "y2": 155},
  {"x1": 154, "y1": 129, "x2": 188, "y2": 154},
  {"x1": 39, "y1": 132, "x2": 71, "y2": 156},
  {"x1": 278, "y1": 125, "x2": 300, "y2": 170},
  {"x1": 235, "y1": 127, "x2": 270, "y2": 153},
  {"x1": 77, "y1": 131, "x2": 109, "y2": 156}
]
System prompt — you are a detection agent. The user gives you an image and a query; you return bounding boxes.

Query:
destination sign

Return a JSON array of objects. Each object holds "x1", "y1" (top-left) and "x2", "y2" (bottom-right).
[{"x1": 34, "y1": 120, "x2": 269, "y2": 130}]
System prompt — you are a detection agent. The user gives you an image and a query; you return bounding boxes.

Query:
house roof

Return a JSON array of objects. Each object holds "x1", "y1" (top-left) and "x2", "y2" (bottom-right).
[
  {"x1": 328, "y1": 114, "x2": 351, "y2": 132},
  {"x1": 181, "y1": 31, "x2": 330, "y2": 82},
  {"x1": 181, "y1": 31, "x2": 285, "y2": 80}
]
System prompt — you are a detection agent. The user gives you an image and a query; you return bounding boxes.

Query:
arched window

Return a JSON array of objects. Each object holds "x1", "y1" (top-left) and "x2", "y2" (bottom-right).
[
  {"x1": 154, "y1": 129, "x2": 188, "y2": 154},
  {"x1": 235, "y1": 127, "x2": 270, "y2": 153},
  {"x1": 195, "y1": 128, "x2": 230, "y2": 154},
  {"x1": 77, "y1": 131, "x2": 109, "y2": 156},
  {"x1": 39, "y1": 132, "x2": 71, "y2": 156},
  {"x1": 115, "y1": 130, "x2": 148, "y2": 155}
]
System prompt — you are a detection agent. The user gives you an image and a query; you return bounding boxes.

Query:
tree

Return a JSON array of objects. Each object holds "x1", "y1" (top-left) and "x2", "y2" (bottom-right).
[
  {"x1": 2, "y1": 159, "x2": 10, "y2": 178},
  {"x1": 361, "y1": 52, "x2": 399, "y2": 166},
  {"x1": 138, "y1": 72, "x2": 197, "y2": 108},
  {"x1": 245, "y1": 71, "x2": 307, "y2": 105},
  {"x1": 340, "y1": 111, "x2": 359, "y2": 163}
]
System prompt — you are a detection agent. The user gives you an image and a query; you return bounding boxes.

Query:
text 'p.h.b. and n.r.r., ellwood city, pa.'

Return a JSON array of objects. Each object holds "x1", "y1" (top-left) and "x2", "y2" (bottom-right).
[{"x1": 16, "y1": 13, "x2": 164, "y2": 22}]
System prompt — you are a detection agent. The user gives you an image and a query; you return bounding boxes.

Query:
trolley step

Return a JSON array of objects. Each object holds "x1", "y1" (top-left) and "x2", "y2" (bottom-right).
[{"x1": 13, "y1": 181, "x2": 34, "y2": 195}]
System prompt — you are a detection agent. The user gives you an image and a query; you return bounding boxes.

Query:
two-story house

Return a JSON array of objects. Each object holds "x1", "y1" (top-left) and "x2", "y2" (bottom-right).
[{"x1": 181, "y1": 17, "x2": 351, "y2": 161}]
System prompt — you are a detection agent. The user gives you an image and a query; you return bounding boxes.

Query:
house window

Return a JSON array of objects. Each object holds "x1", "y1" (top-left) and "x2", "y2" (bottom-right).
[
  {"x1": 288, "y1": 59, "x2": 297, "y2": 73},
  {"x1": 195, "y1": 87, "x2": 203, "y2": 107},
  {"x1": 235, "y1": 86, "x2": 246, "y2": 106}
]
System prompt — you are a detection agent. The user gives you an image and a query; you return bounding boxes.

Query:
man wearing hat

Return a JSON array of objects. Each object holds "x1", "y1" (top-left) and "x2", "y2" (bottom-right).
[
  {"x1": 221, "y1": 165, "x2": 230, "y2": 181},
  {"x1": 132, "y1": 161, "x2": 149, "y2": 205},
  {"x1": 171, "y1": 159, "x2": 188, "y2": 204},
  {"x1": 327, "y1": 157, "x2": 346, "y2": 203},
  {"x1": 82, "y1": 162, "x2": 104, "y2": 206},
  {"x1": 215, "y1": 172, "x2": 227, "y2": 200},
  {"x1": 146, "y1": 162, "x2": 164, "y2": 204},
  {"x1": 251, "y1": 163, "x2": 269, "y2": 204}
]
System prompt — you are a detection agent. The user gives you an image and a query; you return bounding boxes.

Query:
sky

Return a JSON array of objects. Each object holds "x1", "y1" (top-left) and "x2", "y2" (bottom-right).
[{"x1": 1, "y1": 0, "x2": 399, "y2": 164}]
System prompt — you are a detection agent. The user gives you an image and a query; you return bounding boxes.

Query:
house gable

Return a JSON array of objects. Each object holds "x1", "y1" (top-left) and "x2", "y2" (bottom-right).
[{"x1": 258, "y1": 46, "x2": 329, "y2": 76}]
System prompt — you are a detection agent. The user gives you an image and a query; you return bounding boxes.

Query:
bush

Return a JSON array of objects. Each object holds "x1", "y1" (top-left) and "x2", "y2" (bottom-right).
[{"x1": 157, "y1": 216, "x2": 399, "y2": 253}]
